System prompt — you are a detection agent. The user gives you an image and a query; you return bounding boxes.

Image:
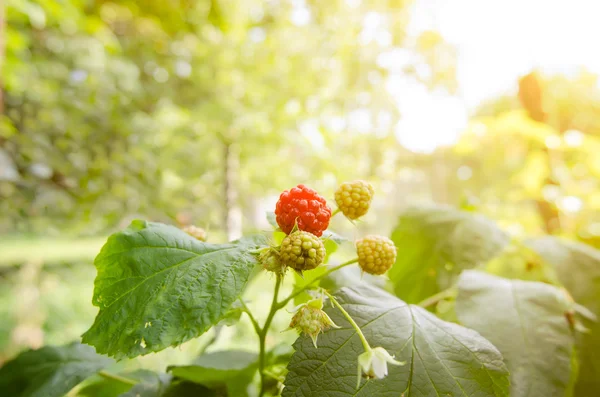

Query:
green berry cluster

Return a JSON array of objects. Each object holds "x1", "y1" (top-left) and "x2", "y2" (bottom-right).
[
  {"x1": 289, "y1": 301, "x2": 337, "y2": 347},
  {"x1": 259, "y1": 249, "x2": 285, "y2": 274},
  {"x1": 280, "y1": 231, "x2": 326, "y2": 271}
]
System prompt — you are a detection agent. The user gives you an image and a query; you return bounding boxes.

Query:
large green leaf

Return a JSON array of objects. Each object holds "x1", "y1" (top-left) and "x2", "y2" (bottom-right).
[
  {"x1": 119, "y1": 373, "x2": 172, "y2": 397},
  {"x1": 283, "y1": 284, "x2": 509, "y2": 396},
  {"x1": 456, "y1": 271, "x2": 575, "y2": 397},
  {"x1": 77, "y1": 369, "x2": 158, "y2": 397},
  {"x1": 168, "y1": 350, "x2": 257, "y2": 396},
  {"x1": 485, "y1": 241, "x2": 558, "y2": 283},
  {"x1": 0, "y1": 342, "x2": 113, "y2": 397},
  {"x1": 161, "y1": 380, "x2": 218, "y2": 397},
  {"x1": 389, "y1": 205, "x2": 508, "y2": 303},
  {"x1": 527, "y1": 237, "x2": 600, "y2": 395},
  {"x1": 78, "y1": 377, "x2": 133, "y2": 397},
  {"x1": 82, "y1": 220, "x2": 268, "y2": 359},
  {"x1": 80, "y1": 371, "x2": 215, "y2": 397}
]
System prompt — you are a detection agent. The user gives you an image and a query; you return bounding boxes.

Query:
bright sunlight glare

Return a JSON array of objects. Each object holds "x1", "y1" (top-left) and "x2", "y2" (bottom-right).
[{"x1": 392, "y1": 0, "x2": 600, "y2": 153}]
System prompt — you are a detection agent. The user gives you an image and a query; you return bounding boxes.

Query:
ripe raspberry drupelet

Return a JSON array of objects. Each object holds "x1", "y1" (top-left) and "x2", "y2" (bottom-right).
[
  {"x1": 275, "y1": 184, "x2": 331, "y2": 237},
  {"x1": 356, "y1": 235, "x2": 397, "y2": 275}
]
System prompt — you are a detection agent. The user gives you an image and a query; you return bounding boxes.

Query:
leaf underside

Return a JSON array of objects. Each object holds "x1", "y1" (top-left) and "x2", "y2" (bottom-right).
[
  {"x1": 0, "y1": 342, "x2": 113, "y2": 397},
  {"x1": 527, "y1": 238, "x2": 600, "y2": 395},
  {"x1": 168, "y1": 349, "x2": 257, "y2": 387},
  {"x1": 389, "y1": 205, "x2": 509, "y2": 303},
  {"x1": 456, "y1": 270, "x2": 574, "y2": 397},
  {"x1": 283, "y1": 284, "x2": 509, "y2": 397}
]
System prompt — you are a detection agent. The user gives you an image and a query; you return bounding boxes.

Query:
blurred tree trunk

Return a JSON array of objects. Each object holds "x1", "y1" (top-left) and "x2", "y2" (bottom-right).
[
  {"x1": 223, "y1": 142, "x2": 242, "y2": 241},
  {"x1": 519, "y1": 72, "x2": 561, "y2": 234},
  {"x1": 519, "y1": 72, "x2": 546, "y2": 123},
  {"x1": 430, "y1": 152, "x2": 449, "y2": 203},
  {"x1": 0, "y1": 0, "x2": 4, "y2": 114}
]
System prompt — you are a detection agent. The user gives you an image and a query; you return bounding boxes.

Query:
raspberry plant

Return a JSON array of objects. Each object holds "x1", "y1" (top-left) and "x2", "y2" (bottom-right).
[{"x1": 1, "y1": 183, "x2": 599, "y2": 397}]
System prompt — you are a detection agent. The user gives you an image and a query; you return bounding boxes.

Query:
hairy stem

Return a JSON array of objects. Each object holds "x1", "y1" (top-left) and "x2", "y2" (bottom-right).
[
  {"x1": 276, "y1": 258, "x2": 359, "y2": 310},
  {"x1": 240, "y1": 299, "x2": 261, "y2": 337},
  {"x1": 252, "y1": 258, "x2": 359, "y2": 396},
  {"x1": 98, "y1": 370, "x2": 137, "y2": 386},
  {"x1": 418, "y1": 287, "x2": 457, "y2": 308},
  {"x1": 331, "y1": 208, "x2": 341, "y2": 217},
  {"x1": 258, "y1": 273, "x2": 283, "y2": 397},
  {"x1": 324, "y1": 290, "x2": 371, "y2": 352}
]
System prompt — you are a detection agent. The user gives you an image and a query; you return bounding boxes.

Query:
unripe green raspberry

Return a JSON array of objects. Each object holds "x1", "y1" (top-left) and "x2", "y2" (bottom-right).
[
  {"x1": 356, "y1": 235, "x2": 397, "y2": 275},
  {"x1": 334, "y1": 180, "x2": 374, "y2": 220},
  {"x1": 280, "y1": 231, "x2": 326, "y2": 271},
  {"x1": 182, "y1": 225, "x2": 207, "y2": 241},
  {"x1": 289, "y1": 299, "x2": 338, "y2": 347},
  {"x1": 259, "y1": 248, "x2": 285, "y2": 274}
]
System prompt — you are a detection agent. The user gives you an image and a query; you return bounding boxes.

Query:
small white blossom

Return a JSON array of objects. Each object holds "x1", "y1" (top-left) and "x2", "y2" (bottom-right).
[{"x1": 357, "y1": 347, "x2": 405, "y2": 387}]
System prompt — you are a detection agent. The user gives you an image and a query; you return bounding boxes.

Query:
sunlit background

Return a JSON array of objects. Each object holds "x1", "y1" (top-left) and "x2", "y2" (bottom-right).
[{"x1": 2, "y1": 0, "x2": 600, "y2": 387}]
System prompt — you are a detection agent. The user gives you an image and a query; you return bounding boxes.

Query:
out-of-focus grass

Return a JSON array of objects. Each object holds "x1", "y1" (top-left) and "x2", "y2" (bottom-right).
[{"x1": 0, "y1": 237, "x2": 106, "y2": 268}]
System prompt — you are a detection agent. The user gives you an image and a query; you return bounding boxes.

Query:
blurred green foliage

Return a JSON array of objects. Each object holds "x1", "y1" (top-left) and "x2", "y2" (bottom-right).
[
  {"x1": 0, "y1": 0, "x2": 455, "y2": 237},
  {"x1": 3, "y1": 1, "x2": 600, "y2": 390}
]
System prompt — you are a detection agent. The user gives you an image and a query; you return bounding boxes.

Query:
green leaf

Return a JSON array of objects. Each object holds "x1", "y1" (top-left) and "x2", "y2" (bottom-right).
[
  {"x1": 526, "y1": 236, "x2": 600, "y2": 316},
  {"x1": 527, "y1": 237, "x2": 600, "y2": 395},
  {"x1": 485, "y1": 240, "x2": 558, "y2": 283},
  {"x1": 0, "y1": 342, "x2": 113, "y2": 397},
  {"x1": 82, "y1": 220, "x2": 268, "y2": 359},
  {"x1": 323, "y1": 238, "x2": 338, "y2": 263},
  {"x1": 78, "y1": 378, "x2": 132, "y2": 397},
  {"x1": 161, "y1": 380, "x2": 219, "y2": 397},
  {"x1": 119, "y1": 373, "x2": 172, "y2": 397},
  {"x1": 389, "y1": 205, "x2": 509, "y2": 303},
  {"x1": 322, "y1": 230, "x2": 349, "y2": 245},
  {"x1": 168, "y1": 350, "x2": 257, "y2": 396},
  {"x1": 266, "y1": 211, "x2": 278, "y2": 228},
  {"x1": 283, "y1": 284, "x2": 509, "y2": 396},
  {"x1": 455, "y1": 270, "x2": 575, "y2": 397},
  {"x1": 218, "y1": 300, "x2": 244, "y2": 327},
  {"x1": 168, "y1": 350, "x2": 257, "y2": 386},
  {"x1": 78, "y1": 369, "x2": 158, "y2": 397}
]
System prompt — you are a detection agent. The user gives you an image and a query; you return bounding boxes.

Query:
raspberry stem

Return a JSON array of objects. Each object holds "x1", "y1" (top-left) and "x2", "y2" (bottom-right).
[
  {"x1": 239, "y1": 299, "x2": 261, "y2": 336},
  {"x1": 262, "y1": 274, "x2": 282, "y2": 396},
  {"x1": 98, "y1": 370, "x2": 138, "y2": 386},
  {"x1": 245, "y1": 258, "x2": 359, "y2": 397},
  {"x1": 331, "y1": 208, "x2": 342, "y2": 217},
  {"x1": 324, "y1": 290, "x2": 371, "y2": 352},
  {"x1": 276, "y1": 258, "x2": 359, "y2": 310},
  {"x1": 418, "y1": 287, "x2": 457, "y2": 308}
]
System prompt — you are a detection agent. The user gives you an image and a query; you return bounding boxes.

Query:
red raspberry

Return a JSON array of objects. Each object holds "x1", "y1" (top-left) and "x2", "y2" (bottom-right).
[{"x1": 275, "y1": 184, "x2": 331, "y2": 237}]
